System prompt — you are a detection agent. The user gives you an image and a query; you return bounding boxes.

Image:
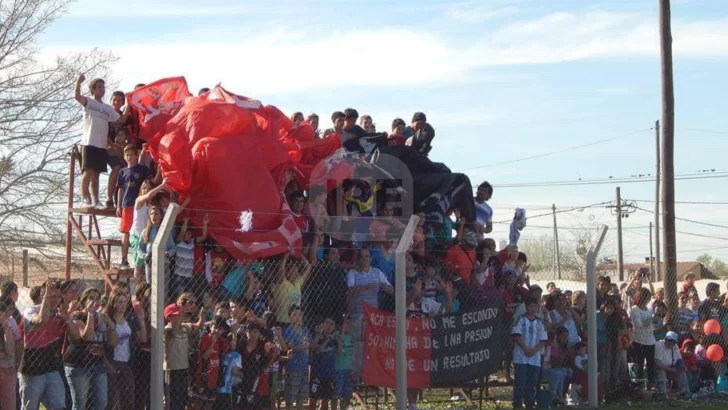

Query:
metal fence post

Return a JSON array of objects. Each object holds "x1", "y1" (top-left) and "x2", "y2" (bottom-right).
[
  {"x1": 394, "y1": 215, "x2": 419, "y2": 410},
  {"x1": 587, "y1": 225, "x2": 608, "y2": 408},
  {"x1": 151, "y1": 203, "x2": 180, "y2": 409}
]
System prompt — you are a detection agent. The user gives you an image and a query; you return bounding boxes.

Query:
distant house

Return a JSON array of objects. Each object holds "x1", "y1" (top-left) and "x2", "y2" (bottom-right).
[{"x1": 598, "y1": 261, "x2": 717, "y2": 282}]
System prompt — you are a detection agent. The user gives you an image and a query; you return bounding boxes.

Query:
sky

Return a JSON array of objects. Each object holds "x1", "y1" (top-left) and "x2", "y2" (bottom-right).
[{"x1": 40, "y1": 0, "x2": 728, "y2": 265}]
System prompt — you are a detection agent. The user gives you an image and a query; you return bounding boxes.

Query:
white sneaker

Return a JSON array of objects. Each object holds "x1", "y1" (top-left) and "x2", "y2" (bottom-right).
[{"x1": 93, "y1": 199, "x2": 104, "y2": 209}]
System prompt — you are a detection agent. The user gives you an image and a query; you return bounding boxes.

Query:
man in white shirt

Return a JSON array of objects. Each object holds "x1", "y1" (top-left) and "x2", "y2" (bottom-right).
[
  {"x1": 74, "y1": 74, "x2": 129, "y2": 208},
  {"x1": 474, "y1": 181, "x2": 493, "y2": 239},
  {"x1": 654, "y1": 331, "x2": 689, "y2": 396}
]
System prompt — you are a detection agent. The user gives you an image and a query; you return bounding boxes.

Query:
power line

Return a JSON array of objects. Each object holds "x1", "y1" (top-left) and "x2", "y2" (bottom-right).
[
  {"x1": 681, "y1": 128, "x2": 728, "y2": 136},
  {"x1": 627, "y1": 199, "x2": 728, "y2": 205},
  {"x1": 632, "y1": 205, "x2": 728, "y2": 230},
  {"x1": 459, "y1": 128, "x2": 652, "y2": 172},
  {"x1": 493, "y1": 201, "x2": 612, "y2": 224},
  {"x1": 491, "y1": 172, "x2": 728, "y2": 188}
]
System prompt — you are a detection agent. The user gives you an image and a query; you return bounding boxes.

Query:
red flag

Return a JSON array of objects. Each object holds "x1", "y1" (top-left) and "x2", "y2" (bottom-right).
[{"x1": 126, "y1": 77, "x2": 191, "y2": 142}]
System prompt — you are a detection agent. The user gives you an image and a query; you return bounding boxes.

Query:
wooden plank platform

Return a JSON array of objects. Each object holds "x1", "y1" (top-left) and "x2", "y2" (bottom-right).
[
  {"x1": 70, "y1": 207, "x2": 118, "y2": 217},
  {"x1": 87, "y1": 239, "x2": 123, "y2": 246}
]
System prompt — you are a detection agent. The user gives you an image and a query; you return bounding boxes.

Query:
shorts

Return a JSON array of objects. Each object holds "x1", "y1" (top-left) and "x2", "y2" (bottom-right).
[
  {"x1": 107, "y1": 154, "x2": 126, "y2": 169},
  {"x1": 81, "y1": 145, "x2": 108, "y2": 174},
  {"x1": 130, "y1": 234, "x2": 145, "y2": 267},
  {"x1": 334, "y1": 370, "x2": 353, "y2": 399},
  {"x1": 189, "y1": 385, "x2": 217, "y2": 402},
  {"x1": 18, "y1": 371, "x2": 67, "y2": 410},
  {"x1": 120, "y1": 208, "x2": 133, "y2": 233},
  {"x1": 285, "y1": 371, "x2": 309, "y2": 405},
  {"x1": 310, "y1": 377, "x2": 333, "y2": 399}
]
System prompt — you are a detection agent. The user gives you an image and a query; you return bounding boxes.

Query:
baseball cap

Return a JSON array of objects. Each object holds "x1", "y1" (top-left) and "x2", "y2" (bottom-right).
[
  {"x1": 665, "y1": 331, "x2": 679, "y2": 342},
  {"x1": 164, "y1": 303, "x2": 181, "y2": 320}
]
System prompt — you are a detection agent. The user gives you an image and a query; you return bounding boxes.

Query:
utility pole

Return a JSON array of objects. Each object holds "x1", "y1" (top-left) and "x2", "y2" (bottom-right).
[
  {"x1": 616, "y1": 187, "x2": 624, "y2": 281},
  {"x1": 655, "y1": 120, "x2": 662, "y2": 281},
  {"x1": 553, "y1": 204, "x2": 562, "y2": 279},
  {"x1": 660, "y1": 0, "x2": 678, "y2": 326},
  {"x1": 649, "y1": 222, "x2": 654, "y2": 279}
]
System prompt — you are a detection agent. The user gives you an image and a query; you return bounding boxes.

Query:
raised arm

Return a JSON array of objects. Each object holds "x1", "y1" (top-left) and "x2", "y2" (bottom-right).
[
  {"x1": 176, "y1": 218, "x2": 189, "y2": 242},
  {"x1": 196, "y1": 213, "x2": 209, "y2": 243},
  {"x1": 135, "y1": 179, "x2": 167, "y2": 209},
  {"x1": 74, "y1": 74, "x2": 87, "y2": 107}
]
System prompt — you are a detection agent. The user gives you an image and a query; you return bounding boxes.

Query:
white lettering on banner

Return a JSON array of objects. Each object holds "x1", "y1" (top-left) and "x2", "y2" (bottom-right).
[
  {"x1": 444, "y1": 332, "x2": 461, "y2": 347},
  {"x1": 464, "y1": 326, "x2": 493, "y2": 343},
  {"x1": 424, "y1": 360, "x2": 439, "y2": 372},
  {"x1": 441, "y1": 316, "x2": 456, "y2": 329},
  {"x1": 385, "y1": 357, "x2": 394, "y2": 370},
  {"x1": 442, "y1": 349, "x2": 491, "y2": 370},
  {"x1": 461, "y1": 308, "x2": 498, "y2": 326},
  {"x1": 423, "y1": 337, "x2": 440, "y2": 349}
]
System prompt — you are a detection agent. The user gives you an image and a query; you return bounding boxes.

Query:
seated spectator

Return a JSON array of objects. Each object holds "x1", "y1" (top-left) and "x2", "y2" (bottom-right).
[
  {"x1": 681, "y1": 339, "x2": 700, "y2": 393},
  {"x1": 654, "y1": 331, "x2": 690, "y2": 397}
]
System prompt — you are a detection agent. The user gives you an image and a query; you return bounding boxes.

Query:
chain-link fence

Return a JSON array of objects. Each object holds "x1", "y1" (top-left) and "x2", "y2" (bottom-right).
[{"x1": 2, "y1": 222, "x2": 728, "y2": 409}]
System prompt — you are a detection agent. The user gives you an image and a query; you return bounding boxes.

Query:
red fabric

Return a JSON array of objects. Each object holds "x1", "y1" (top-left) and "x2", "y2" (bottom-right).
[
  {"x1": 209, "y1": 249, "x2": 231, "y2": 286},
  {"x1": 126, "y1": 78, "x2": 350, "y2": 260},
  {"x1": 195, "y1": 334, "x2": 230, "y2": 389},
  {"x1": 444, "y1": 245, "x2": 476, "y2": 285},
  {"x1": 119, "y1": 208, "x2": 133, "y2": 233},
  {"x1": 362, "y1": 305, "x2": 431, "y2": 389},
  {"x1": 125, "y1": 77, "x2": 191, "y2": 143}
]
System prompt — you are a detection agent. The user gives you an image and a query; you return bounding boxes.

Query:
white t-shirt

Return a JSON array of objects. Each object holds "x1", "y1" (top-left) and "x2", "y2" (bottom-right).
[
  {"x1": 512, "y1": 315, "x2": 548, "y2": 367},
  {"x1": 574, "y1": 354, "x2": 587, "y2": 370},
  {"x1": 654, "y1": 340, "x2": 681, "y2": 367},
  {"x1": 407, "y1": 299, "x2": 442, "y2": 318},
  {"x1": 630, "y1": 306, "x2": 656, "y2": 345},
  {"x1": 81, "y1": 98, "x2": 120, "y2": 148},
  {"x1": 132, "y1": 204, "x2": 149, "y2": 237},
  {"x1": 113, "y1": 321, "x2": 133, "y2": 362}
]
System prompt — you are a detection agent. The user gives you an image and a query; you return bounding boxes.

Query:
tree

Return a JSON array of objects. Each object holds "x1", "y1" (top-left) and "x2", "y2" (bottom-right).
[
  {"x1": 0, "y1": 0, "x2": 116, "y2": 253},
  {"x1": 697, "y1": 253, "x2": 727, "y2": 277},
  {"x1": 517, "y1": 224, "x2": 614, "y2": 281}
]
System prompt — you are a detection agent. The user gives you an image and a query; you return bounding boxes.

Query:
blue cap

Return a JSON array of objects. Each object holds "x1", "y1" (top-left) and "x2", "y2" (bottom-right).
[{"x1": 665, "y1": 331, "x2": 679, "y2": 342}]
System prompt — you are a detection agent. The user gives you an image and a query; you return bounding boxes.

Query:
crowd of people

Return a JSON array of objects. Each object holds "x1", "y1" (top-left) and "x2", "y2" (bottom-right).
[{"x1": 1, "y1": 75, "x2": 726, "y2": 410}]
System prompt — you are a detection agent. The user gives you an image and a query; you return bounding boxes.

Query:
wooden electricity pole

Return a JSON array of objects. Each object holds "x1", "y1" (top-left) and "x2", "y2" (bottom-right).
[
  {"x1": 616, "y1": 187, "x2": 624, "y2": 282},
  {"x1": 659, "y1": 0, "x2": 678, "y2": 325},
  {"x1": 654, "y1": 120, "x2": 662, "y2": 281},
  {"x1": 553, "y1": 204, "x2": 562, "y2": 279}
]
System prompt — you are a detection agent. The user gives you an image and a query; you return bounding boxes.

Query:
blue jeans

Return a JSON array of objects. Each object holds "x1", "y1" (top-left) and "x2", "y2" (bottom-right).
[
  {"x1": 64, "y1": 366, "x2": 108, "y2": 410},
  {"x1": 544, "y1": 367, "x2": 573, "y2": 398},
  {"x1": 513, "y1": 364, "x2": 541, "y2": 408},
  {"x1": 18, "y1": 371, "x2": 66, "y2": 410}
]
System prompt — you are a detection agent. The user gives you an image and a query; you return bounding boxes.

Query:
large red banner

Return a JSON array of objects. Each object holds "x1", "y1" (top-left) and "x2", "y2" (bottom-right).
[{"x1": 362, "y1": 305, "x2": 433, "y2": 389}]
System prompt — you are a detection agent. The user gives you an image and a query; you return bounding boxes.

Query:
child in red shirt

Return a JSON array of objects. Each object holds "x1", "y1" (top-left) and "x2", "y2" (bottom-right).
[{"x1": 191, "y1": 316, "x2": 230, "y2": 410}]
